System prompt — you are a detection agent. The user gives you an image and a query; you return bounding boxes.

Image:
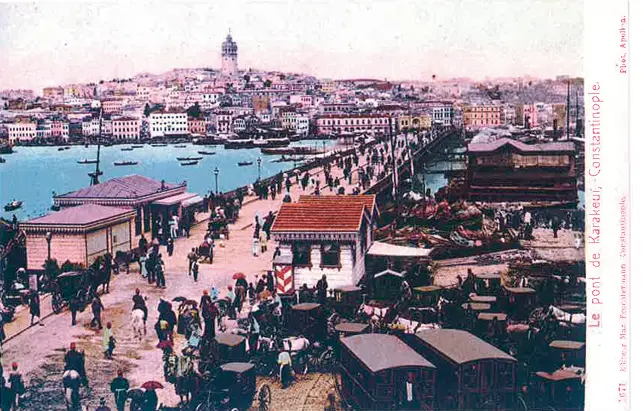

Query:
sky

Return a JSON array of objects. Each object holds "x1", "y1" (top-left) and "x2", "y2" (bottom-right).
[{"x1": 0, "y1": 0, "x2": 584, "y2": 92}]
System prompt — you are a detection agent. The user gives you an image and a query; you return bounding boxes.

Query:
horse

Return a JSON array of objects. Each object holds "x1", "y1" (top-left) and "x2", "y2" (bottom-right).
[
  {"x1": 283, "y1": 336, "x2": 311, "y2": 375},
  {"x1": 392, "y1": 316, "x2": 441, "y2": 334},
  {"x1": 547, "y1": 305, "x2": 586, "y2": 325},
  {"x1": 89, "y1": 253, "x2": 113, "y2": 294},
  {"x1": 63, "y1": 370, "x2": 82, "y2": 411},
  {"x1": 356, "y1": 303, "x2": 389, "y2": 322},
  {"x1": 131, "y1": 309, "x2": 146, "y2": 341}
]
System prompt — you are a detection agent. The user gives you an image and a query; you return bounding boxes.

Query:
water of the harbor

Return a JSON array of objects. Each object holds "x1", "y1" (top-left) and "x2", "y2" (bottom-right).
[{"x1": 0, "y1": 140, "x2": 337, "y2": 220}]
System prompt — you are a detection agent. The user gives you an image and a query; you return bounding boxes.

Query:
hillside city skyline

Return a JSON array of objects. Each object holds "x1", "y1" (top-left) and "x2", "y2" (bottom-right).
[{"x1": 1, "y1": 1, "x2": 583, "y2": 91}]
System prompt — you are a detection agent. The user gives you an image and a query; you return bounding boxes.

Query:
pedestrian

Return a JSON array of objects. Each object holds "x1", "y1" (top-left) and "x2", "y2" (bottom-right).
[
  {"x1": 138, "y1": 235, "x2": 148, "y2": 254},
  {"x1": 156, "y1": 259, "x2": 166, "y2": 288},
  {"x1": 103, "y1": 322, "x2": 116, "y2": 359},
  {"x1": 142, "y1": 388, "x2": 158, "y2": 411},
  {"x1": 166, "y1": 237, "x2": 174, "y2": 257},
  {"x1": 0, "y1": 376, "x2": 13, "y2": 411},
  {"x1": 252, "y1": 237, "x2": 259, "y2": 257},
  {"x1": 188, "y1": 248, "x2": 197, "y2": 276},
  {"x1": 8, "y1": 363, "x2": 24, "y2": 411},
  {"x1": 266, "y1": 271, "x2": 275, "y2": 293},
  {"x1": 259, "y1": 230, "x2": 268, "y2": 253},
  {"x1": 324, "y1": 393, "x2": 337, "y2": 411},
  {"x1": 192, "y1": 261, "x2": 199, "y2": 282},
  {"x1": 110, "y1": 370, "x2": 130, "y2": 408},
  {"x1": 256, "y1": 276, "x2": 266, "y2": 295},
  {"x1": 90, "y1": 293, "x2": 104, "y2": 329},
  {"x1": 552, "y1": 215, "x2": 562, "y2": 239},
  {"x1": 316, "y1": 275, "x2": 328, "y2": 305},
  {"x1": 132, "y1": 288, "x2": 148, "y2": 325},
  {"x1": 70, "y1": 294, "x2": 80, "y2": 326},
  {"x1": 94, "y1": 397, "x2": 111, "y2": 411},
  {"x1": 139, "y1": 253, "x2": 147, "y2": 278},
  {"x1": 28, "y1": 290, "x2": 44, "y2": 326}
]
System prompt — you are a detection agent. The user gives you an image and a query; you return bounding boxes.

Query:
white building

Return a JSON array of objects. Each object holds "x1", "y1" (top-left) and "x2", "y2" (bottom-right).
[
  {"x1": 112, "y1": 116, "x2": 141, "y2": 140},
  {"x1": 82, "y1": 117, "x2": 101, "y2": 137},
  {"x1": 149, "y1": 110, "x2": 188, "y2": 137},
  {"x1": 221, "y1": 31, "x2": 239, "y2": 77},
  {"x1": 214, "y1": 111, "x2": 233, "y2": 133},
  {"x1": 271, "y1": 195, "x2": 378, "y2": 292},
  {"x1": 7, "y1": 122, "x2": 37, "y2": 143},
  {"x1": 295, "y1": 114, "x2": 310, "y2": 136}
]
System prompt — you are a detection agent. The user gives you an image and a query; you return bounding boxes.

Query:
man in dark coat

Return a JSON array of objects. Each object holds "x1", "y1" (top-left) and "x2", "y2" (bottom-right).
[
  {"x1": 29, "y1": 290, "x2": 44, "y2": 326},
  {"x1": 110, "y1": 370, "x2": 129, "y2": 411},
  {"x1": 266, "y1": 271, "x2": 275, "y2": 293},
  {"x1": 64, "y1": 343, "x2": 88, "y2": 386},
  {"x1": 316, "y1": 275, "x2": 328, "y2": 305},
  {"x1": 90, "y1": 293, "x2": 104, "y2": 329},
  {"x1": 132, "y1": 288, "x2": 148, "y2": 323}
]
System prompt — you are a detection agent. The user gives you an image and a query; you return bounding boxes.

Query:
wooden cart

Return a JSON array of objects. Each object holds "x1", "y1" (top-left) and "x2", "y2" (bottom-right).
[
  {"x1": 476, "y1": 313, "x2": 508, "y2": 345},
  {"x1": 502, "y1": 287, "x2": 537, "y2": 320},
  {"x1": 472, "y1": 272, "x2": 502, "y2": 295},
  {"x1": 334, "y1": 322, "x2": 369, "y2": 339},
  {"x1": 215, "y1": 334, "x2": 247, "y2": 363},
  {"x1": 287, "y1": 303, "x2": 323, "y2": 340},
  {"x1": 338, "y1": 334, "x2": 436, "y2": 410},
  {"x1": 549, "y1": 340, "x2": 586, "y2": 368},
  {"x1": 413, "y1": 285, "x2": 442, "y2": 307},
  {"x1": 533, "y1": 369, "x2": 584, "y2": 411},
  {"x1": 407, "y1": 329, "x2": 518, "y2": 411},
  {"x1": 331, "y1": 285, "x2": 363, "y2": 319}
]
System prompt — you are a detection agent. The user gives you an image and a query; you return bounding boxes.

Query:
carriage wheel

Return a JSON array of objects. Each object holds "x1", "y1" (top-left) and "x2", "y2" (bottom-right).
[
  {"x1": 258, "y1": 384, "x2": 271, "y2": 411},
  {"x1": 51, "y1": 293, "x2": 64, "y2": 314},
  {"x1": 516, "y1": 394, "x2": 529, "y2": 411}
]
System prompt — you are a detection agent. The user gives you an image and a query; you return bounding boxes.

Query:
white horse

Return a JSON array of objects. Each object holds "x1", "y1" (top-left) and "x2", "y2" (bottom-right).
[
  {"x1": 548, "y1": 305, "x2": 586, "y2": 325},
  {"x1": 283, "y1": 336, "x2": 310, "y2": 352},
  {"x1": 63, "y1": 370, "x2": 82, "y2": 411},
  {"x1": 357, "y1": 303, "x2": 389, "y2": 322},
  {"x1": 131, "y1": 309, "x2": 146, "y2": 341},
  {"x1": 393, "y1": 316, "x2": 441, "y2": 334}
]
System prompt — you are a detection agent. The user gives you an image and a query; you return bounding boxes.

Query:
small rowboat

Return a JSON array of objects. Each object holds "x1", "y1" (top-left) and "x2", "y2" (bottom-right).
[
  {"x1": 131, "y1": 145, "x2": 144, "y2": 148},
  {"x1": 151, "y1": 143, "x2": 168, "y2": 147},
  {"x1": 121, "y1": 147, "x2": 134, "y2": 151},
  {"x1": 77, "y1": 159, "x2": 98, "y2": 164},
  {"x1": 197, "y1": 151, "x2": 216, "y2": 155},
  {"x1": 177, "y1": 157, "x2": 203, "y2": 161},
  {"x1": 0, "y1": 157, "x2": 6, "y2": 163},
  {"x1": 58, "y1": 147, "x2": 65, "y2": 151},
  {"x1": 238, "y1": 161, "x2": 253, "y2": 166},
  {"x1": 174, "y1": 145, "x2": 187, "y2": 148},
  {"x1": 114, "y1": 161, "x2": 138, "y2": 166},
  {"x1": 180, "y1": 161, "x2": 199, "y2": 166},
  {"x1": 4, "y1": 200, "x2": 22, "y2": 211}
]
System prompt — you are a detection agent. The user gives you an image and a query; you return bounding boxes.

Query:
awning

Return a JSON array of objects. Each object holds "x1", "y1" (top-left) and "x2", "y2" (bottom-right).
[
  {"x1": 152, "y1": 192, "x2": 198, "y2": 207},
  {"x1": 367, "y1": 241, "x2": 432, "y2": 258},
  {"x1": 181, "y1": 195, "x2": 203, "y2": 208}
]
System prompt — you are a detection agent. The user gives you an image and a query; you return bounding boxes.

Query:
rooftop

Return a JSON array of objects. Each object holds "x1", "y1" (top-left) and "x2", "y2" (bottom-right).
[
  {"x1": 298, "y1": 195, "x2": 377, "y2": 217},
  {"x1": 23, "y1": 204, "x2": 135, "y2": 226},
  {"x1": 341, "y1": 334, "x2": 435, "y2": 373},
  {"x1": 413, "y1": 329, "x2": 516, "y2": 365},
  {"x1": 56, "y1": 175, "x2": 183, "y2": 200},
  {"x1": 467, "y1": 138, "x2": 575, "y2": 154},
  {"x1": 271, "y1": 196, "x2": 371, "y2": 233}
]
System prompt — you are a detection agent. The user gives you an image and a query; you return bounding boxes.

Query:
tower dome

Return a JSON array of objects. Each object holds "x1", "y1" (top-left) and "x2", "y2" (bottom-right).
[{"x1": 221, "y1": 30, "x2": 239, "y2": 77}]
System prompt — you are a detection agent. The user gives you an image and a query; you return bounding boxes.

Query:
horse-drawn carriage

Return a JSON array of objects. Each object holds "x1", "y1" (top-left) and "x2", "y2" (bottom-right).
[
  {"x1": 330, "y1": 285, "x2": 363, "y2": 319},
  {"x1": 471, "y1": 272, "x2": 502, "y2": 295},
  {"x1": 194, "y1": 362, "x2": 271, "y2": 411},
  {"x1": 286, "y1": 303, "x2": 324, "y2": 341},
  {"x1": 50, "y1": 271, "x2": 94, "y2": 314},
  {"x1": 501, "y1": 286, "x2": 538, "y2": 320},
  {"x1": 412, "y1": 285, "x2": 442, "y2": 307},
  {"x1": 208, "y1": 217, "x2": 230, "y2": 240},
  {"x1": 532, "y1": 369, "x2": 585, "y2": 411},
  {"x1": 215, "y1": 334, "x2": 248, "y2": 363}
]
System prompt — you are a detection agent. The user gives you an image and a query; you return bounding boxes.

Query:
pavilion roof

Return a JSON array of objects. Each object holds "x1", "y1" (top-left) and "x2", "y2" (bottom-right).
[{"x1": 271, "y1": 198, "x2": 368, "y2": 233}]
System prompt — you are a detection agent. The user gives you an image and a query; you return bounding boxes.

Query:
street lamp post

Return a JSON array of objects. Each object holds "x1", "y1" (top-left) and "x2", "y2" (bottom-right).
[
  {"x1": 257, "y1": 157, "x2": 262, "y2": 181},
  {"x1": 45, "y1": 231, "x2": 52, "y2": 261},
  {"x1": 213, "y1": 167, "x2": 220, "y2": 194}
]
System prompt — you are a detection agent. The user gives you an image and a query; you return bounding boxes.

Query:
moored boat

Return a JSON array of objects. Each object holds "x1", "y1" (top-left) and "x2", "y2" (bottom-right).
[
  {"x1": 197, "y1": 151, "x2": 216, "y2": 155},
  {"x1": 174, "y1": 145, "x2": 187, "y2": 148},
  {"x1": 58, "y1": 147, "x2": 65, "y2": 151},
  {"x1": 121, "y1": 147, "x2": 134, "y2": 151},
  {"x1": 0, "y1": 157, "x2": 6, "y2": 163},
  {"x1": 4, "y1": 200, "x2": 22, "y2": 212},
  {"x1": 131, "y1": 145, "x2": 144, "y2": 148},
  {"x1": 180, "y1": 160, "x2": 199, "y2": 166},
  {"x1": 177, "y1": 157, "x2": 203, "y2": 161},
  {"x1": 151, "y1": 143, "x2": 168, "y2": 147},
  {"x1": 238, "y1": 161, "x2": 253, "y2": 166},
  {"x1": 114, "y1": 161, "x2": 138, "y2": 166},
  {"x1": 77, "y1": 159, "x2": 98, "y2": 164}
]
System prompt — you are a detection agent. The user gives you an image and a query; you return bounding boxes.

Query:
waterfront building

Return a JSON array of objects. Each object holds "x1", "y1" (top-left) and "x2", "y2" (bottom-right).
[
  {"x1": 112, "y1": 116, "x2": 141, "y2": 140},
  {"x1": 232, "y1": 116, "x2": 247, "y2": 133},
  {"x1": 7, "y1": 122, "x2": 37, "y2": 144},
  {"x1": 35, "y1": 121, "x2": 52, "y2": 140},
  {"x1": 271, "y1": 195, "x2": 377, "y2": 292},
  {"x1": 462, "y1": 104, "x2": 504, "y2": 130},
  {"x1": 102, "y1": 98, "x2": 124, "y2": 115},
  {"x1": 102, "y1": 118, "x2": 113, "y2": 136},
  {"x1": 221, "y1": 31, "x2": 239, "y2": 77},
  {"x1": 50, "y1": 120, "x2": 70, "y2": 140},
  {"x1": 315, "y1": 114, "x2": 392, "y2": 136},
  {"x1": 21, "y1": 204, "x2": 137, "y2": 271},
  {"x1": 188, "y1": 117, "x2": 206, "y2": 135},
  {"x1": 149, "y1": 110, "x2": 188, "y2": 138},
  {"x1": 466, "y1": 138, "x2": 577, "y2": 203},
  {"x1": 82, "y1": 116, "x2": 100, "y2": 137},
  {"x1": 319, "y1": 103, "x2": 356, "y2": 114},
  {"x1": 397, "y1": 114, "x2": 432, "y2": 131},
  {"x1": 53, "y1": 175, "x2": 201, "y2": 237}
]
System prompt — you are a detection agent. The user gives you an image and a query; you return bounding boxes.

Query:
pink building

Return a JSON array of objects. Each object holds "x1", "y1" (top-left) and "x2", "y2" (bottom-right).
[
  {"x1": 102, "y1": 99, "x2": 123, "y2": 115},
  {"x1": 112, "y1": 117, "x2": 141, "y2": 140},
  {"x1": 315, "y1": 114, "x2": 392, "y2": 135},
  {"x1": 21, "y1": 204, "x2": 137, "y2": 271},
  {"x1": 188, "y1": 117, "x2": 206, "y2": 135}
]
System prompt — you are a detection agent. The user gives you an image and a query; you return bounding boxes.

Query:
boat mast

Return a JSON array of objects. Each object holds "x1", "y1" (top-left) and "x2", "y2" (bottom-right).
[
  {"x1": 566, "y1": 80, "x2": 570, "y2": 140},
  {"x1": 89, "y1": 108, "x2": 103, "y2": 186}
]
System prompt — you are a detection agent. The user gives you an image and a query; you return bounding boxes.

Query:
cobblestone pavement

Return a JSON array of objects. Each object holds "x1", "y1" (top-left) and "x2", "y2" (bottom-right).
[{"x1": 1, "y1": 136, "x2": 417, "y2": 410}]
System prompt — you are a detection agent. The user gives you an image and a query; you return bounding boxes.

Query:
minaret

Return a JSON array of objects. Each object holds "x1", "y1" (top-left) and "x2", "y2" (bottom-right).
[{"x1": 221, "y1": 29, "x2": 239, "y2": 77}]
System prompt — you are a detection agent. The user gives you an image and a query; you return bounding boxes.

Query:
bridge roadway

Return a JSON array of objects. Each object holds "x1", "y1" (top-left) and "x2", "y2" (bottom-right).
[{"x1": 2, "y1": 129, "x2": 455, "y2": 409}]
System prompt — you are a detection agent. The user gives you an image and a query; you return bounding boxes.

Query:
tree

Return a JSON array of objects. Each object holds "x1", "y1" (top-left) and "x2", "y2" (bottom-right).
[
  {"x1": 143, "y1": 103, "x2": 151, "y2": 117},
  {"x1": 187, "y1": 103, "x2": 202, "y2": 118}
]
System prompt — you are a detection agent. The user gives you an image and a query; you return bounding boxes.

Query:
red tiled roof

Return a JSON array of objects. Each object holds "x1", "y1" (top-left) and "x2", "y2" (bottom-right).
[
  {"x1": 57, "y1": 175, "x2": 182, "y2": 200},
  {"x1": 298, "y1": 195, "x2": 377, "y2": 217},
  {"x1": 24, "y1": 204, "x2": 134, "y2": 226},
  {"x1": 271, "y1": 199, "x2": 368, "y2": 232},
  {"x1": 467, "y1": 138, "x2": 575, "y2": 154}
]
